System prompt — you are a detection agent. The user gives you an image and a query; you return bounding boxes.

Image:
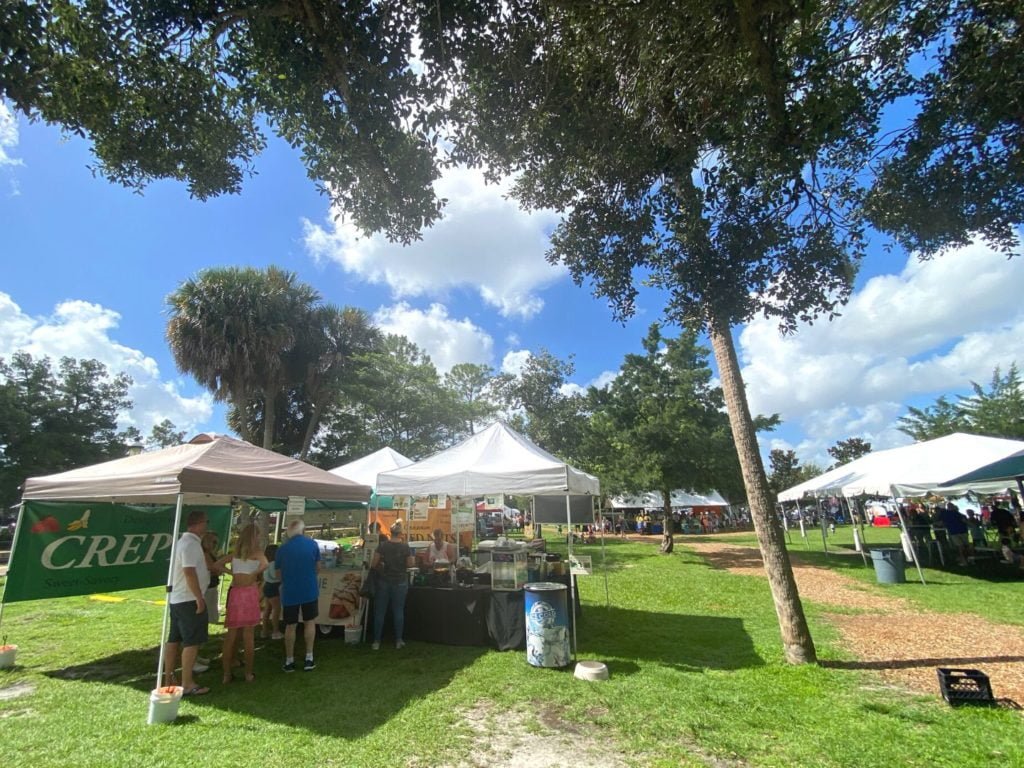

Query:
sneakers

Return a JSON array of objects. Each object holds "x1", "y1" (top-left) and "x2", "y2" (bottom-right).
[
  {"x1": 303, "y1": 658, "x2": 316, "y2": 671},
  {"x1": 282, "y1": 661, "x2": 296, "y2": 673},
  {"x1": 371, "y1": 642, "x2": 380, "y2": 651},
  {"x1": 395, "y1": 640, "x2": 406, "y2": 650},
  {"x1": 192, "y1": 661, "x2": 210, "y2": 673}
]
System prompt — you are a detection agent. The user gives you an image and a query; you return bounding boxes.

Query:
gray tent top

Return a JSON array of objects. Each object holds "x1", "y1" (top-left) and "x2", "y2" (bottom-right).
[{"x1": 21, "y1": 433, "x2": 372, "y2": 505}]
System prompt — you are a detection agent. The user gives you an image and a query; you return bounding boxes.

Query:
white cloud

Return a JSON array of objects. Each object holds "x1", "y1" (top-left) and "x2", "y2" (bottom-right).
[
  {"x1": 740, "y1": 240, "x2": 1024, "y2": 462},
  {"x1": 0, "y1": 293, "x2": 213, "y2": 436},
  {"x1": 561, "y1": 369, "x2": 620, "y2": 397},
  {"x1": 0, "y1": 102, "x2": 20, "y2": 167},
  {"x1": 501, "y1": 349, "x2": 532, "y2": 376},
  {"x1": 303, "y1": 165, "x2": 563, "y2": 319},
  {"x1": 372, "y1": 302, "x2": 494, "y2": 373}
]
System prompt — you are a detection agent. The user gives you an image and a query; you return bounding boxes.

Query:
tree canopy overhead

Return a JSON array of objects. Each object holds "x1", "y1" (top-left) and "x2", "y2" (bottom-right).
[{"x1": 0, "y1": 0, "x2": 495, "y2": 242}]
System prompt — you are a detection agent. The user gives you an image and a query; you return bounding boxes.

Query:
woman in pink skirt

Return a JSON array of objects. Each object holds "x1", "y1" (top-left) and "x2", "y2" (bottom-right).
[{"x1": 222, "y1": 524, "x2": 267, "y2": 683}]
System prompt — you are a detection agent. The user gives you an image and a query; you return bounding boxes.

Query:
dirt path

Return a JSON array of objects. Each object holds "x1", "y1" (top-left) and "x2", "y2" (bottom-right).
[{"x1": 686, "y1": 541, "x2": 1024, "y2": 705}]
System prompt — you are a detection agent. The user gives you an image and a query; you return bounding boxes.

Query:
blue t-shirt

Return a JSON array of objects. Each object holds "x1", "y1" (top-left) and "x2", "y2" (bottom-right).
[{"x1": 275, "y1": 536, "x2": 320, "y2": 606}]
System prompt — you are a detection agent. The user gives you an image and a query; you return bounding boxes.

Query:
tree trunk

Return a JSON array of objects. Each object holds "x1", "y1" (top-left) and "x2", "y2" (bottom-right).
[
  {"x1": 299, "y1": 401, "x2": 320, "y2": 460},
  {"x1": 708, "y1": 312, "x2": 817, "y2": 665},
  {"x1": 262, "y1": 390, "x2": 276, "y2": 450},
  {"x1": 660, "y1": 492, "x2": 674, "y2": 553}
]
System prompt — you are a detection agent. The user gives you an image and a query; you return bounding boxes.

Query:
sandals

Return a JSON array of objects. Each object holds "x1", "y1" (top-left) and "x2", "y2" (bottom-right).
[{"x1": 182, "y1": 686, "x2": 210, "y2": 697}]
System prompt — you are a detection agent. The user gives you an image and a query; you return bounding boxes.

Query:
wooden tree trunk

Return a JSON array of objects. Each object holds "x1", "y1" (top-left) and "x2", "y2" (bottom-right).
[
  {"x1": 708, "y1": 312, "x2": 817, "y2": 665},
  {"x1": 299, "y1": 401, "x2": 320, "y2": 460},
  {"x1": 660, "y1": 493, "x2": 674, "y2": 553},
  {"x1": 262, "y1": 389, "x2": 276, "y2": 450}
]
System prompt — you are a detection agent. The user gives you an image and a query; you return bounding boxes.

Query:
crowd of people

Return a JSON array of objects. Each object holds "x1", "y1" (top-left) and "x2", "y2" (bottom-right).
[
  {"x1": 162, "y1": 512, "x2": 382, "y2": 697},
  {"x1": 904, "y1": 498, "x2": 1024, "y2": 568}
]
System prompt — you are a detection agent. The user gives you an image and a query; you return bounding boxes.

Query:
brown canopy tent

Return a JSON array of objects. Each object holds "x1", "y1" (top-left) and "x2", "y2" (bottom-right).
[{"x1": 6, "y1": 433, "x2": 370, "y2": 707}]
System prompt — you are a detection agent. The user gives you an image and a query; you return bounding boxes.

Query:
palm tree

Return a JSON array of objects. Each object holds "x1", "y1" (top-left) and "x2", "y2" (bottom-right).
[
  {"x1": 166, "y1": 266, "x2": 320, "y2": 449},
  {"x1": 292, "y1": 305, "x2": 382, "y2": 459}
]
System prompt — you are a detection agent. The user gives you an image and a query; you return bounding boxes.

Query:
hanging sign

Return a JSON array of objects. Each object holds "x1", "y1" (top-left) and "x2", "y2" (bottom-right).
[
  {"x1": 569, "y1": 555, "x2": 592, "y2": 576},
  {"x1": 286, "y1": 496, "x2": 306, "y2": 517},
  {"x1": 4, "y1": 501, "x2": 231, "y2": 604}
]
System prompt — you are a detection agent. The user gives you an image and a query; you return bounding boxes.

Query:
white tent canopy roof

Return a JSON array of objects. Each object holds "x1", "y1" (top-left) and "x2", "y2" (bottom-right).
[
  {"x1": 329, "y1": 447, "x2": 413, "y2": 489},
  {"x1": 22, "y1": 433, "x2": 372, "y2": 505},
  {"x1": 777, "y1": 432, "x2": 1024, "y2": 501},
  {"x1": 375, "y1": 421, "x2": 600, "y2": 497},
  {"x1": 608, "y1": 490, "x2": 730, "y2": 509}
]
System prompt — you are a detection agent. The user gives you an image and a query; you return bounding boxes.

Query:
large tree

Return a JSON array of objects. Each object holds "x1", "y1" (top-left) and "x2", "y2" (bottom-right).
[
  {"x1": 491, "y1": 349, "x2": 587, "y2": 460},
  {"x1": 444, "y1": 363, "x2": 502, "y2": 435},
  {"x1": 0, "y1": 353, "x2": 134, "y2": 509},
  {"x1": 0, "y1": 0, "x2": 497, "y2": 242},
  {"x1": 446, "y1": 2, "x2": 894, "y2": 664},
  {"x1": 898, "y1": 364, "x2": 1024, "y2": 441},
  {"x1": 827, "y1": 438, "x2": 873, "y2": 469},
  {"x1": 585, "y1": 324, "x2": 757, "y2": 553},
  {"x1": 313, "y1": 334, "x2": 466, "y2": 464},
  {"x1": 166, "y1": 265, "x2": 320, "y2": 449}
]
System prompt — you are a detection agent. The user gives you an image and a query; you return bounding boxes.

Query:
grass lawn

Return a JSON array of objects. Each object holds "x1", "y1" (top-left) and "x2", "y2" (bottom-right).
[{"x1": 1, "y1": 532, "x2": 1023, "y2": 767}]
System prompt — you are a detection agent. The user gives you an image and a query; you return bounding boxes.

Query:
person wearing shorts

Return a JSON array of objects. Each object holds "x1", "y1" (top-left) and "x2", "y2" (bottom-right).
[
  {"x1": 164, "y1": 509, "x2": 211, "y2": 696},
  {"x1": 275, "y1": 519, "x2": 321, "y2": 672}
]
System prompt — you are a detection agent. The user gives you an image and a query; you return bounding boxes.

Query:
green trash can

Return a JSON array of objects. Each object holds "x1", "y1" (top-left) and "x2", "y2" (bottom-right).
[{"x1": 870, "y1": 548, "x2": 906, "y2": 584}]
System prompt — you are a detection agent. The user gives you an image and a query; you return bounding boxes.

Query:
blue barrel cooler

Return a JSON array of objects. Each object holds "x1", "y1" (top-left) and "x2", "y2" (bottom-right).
[{"x1": 524, "y1": 582, "x2": 570, "y2": 668}]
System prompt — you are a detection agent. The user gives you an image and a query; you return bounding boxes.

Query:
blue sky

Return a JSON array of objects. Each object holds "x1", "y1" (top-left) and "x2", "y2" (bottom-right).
[{"x1": 2, "y1": 101, "x2": 1023, "y2": 469}]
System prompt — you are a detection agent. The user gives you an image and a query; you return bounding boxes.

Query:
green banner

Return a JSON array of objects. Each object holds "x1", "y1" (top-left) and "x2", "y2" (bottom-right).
[{"x1": 3, "y1": 501, "x2": 231, "y2": 604}]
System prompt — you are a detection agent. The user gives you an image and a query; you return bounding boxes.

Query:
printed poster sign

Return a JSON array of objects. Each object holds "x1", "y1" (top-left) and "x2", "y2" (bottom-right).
[
  {"x1": 568, "y1": 554, "x2": 593, "y2": 576},
  {"x1": 285, "y1": 496, "x2": 306, "y2": 517},
  {"x1": 4, "y1": 501, "x2": 232, "y2": 603},
  {"x1": 317, "y1": 567, "x2": 364, "y2": 627}
]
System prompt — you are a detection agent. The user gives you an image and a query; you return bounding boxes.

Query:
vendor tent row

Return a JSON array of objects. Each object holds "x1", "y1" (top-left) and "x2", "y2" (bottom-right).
[{"x1": 778, "y1": 432, "x2": 1024, "y2": 502}]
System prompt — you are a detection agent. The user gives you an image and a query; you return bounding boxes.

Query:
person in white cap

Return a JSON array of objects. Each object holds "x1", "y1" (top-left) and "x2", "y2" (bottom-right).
[{"x1": 274, "y1": 520, "x2": 321, "y2": 672}]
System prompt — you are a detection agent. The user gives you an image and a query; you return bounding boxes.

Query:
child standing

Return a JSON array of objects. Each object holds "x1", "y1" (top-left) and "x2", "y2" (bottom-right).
[{"x1": 261, "y1": 543, "x2": 283, "y2": 640}]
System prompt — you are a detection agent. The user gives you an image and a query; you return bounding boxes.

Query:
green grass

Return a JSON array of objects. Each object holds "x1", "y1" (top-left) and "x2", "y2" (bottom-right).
[{"x1": 1, "y1": 533, "x2": 1023, "y2": 767}]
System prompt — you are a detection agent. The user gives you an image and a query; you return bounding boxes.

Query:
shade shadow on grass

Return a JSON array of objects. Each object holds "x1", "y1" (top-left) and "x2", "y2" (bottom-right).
[
  {"x1": 822, "y1": 654, "x2": 1024, "y2": 671},
  {"x1": 44, "y1": 635, "x2": 488, "y2": 738},
  {"x1": 576, "y1": 605, "x2": 762, "y2": 673}
]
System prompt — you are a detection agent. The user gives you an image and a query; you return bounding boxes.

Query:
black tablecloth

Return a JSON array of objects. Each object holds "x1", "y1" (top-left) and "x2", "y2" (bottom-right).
[
  {"x1": 399, "y1": 575, "x2": 579, "y2": 650},
  {"x1": 403, "y1": 585, "x2": 491, "y2": 646}
]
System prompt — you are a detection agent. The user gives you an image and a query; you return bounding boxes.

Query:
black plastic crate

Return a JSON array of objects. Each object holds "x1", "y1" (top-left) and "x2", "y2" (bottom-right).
[{"x1": 936, "y1": 668, "x2": 995, "y2": 706}]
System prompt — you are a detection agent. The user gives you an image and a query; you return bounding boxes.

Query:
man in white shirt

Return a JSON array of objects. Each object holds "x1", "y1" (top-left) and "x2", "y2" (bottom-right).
[{"x1": 163, "y1": 509, "x2": 211, "y2": 695}]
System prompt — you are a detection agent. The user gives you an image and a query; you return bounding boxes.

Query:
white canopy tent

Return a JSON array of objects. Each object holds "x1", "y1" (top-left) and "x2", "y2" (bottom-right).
[
  {"x1": 329, "y1": 447, "x2": 413, "y2": 489},
  {"x1": 376, "y1": 421, "x2": 601, "y2": 658},
  {"x1": 608, "y1": 490, "x2": 731, "y2": 510},
  {"x1": 778, "y1": 433, "x2": 1024, "y2": 501},
  {"x1": 376, "y1": 421, "x2": 599, "y2": 497}
]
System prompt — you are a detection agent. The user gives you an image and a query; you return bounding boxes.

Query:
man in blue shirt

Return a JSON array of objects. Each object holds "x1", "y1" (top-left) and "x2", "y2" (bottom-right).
[
  {"x1": 939, "y1": 503, "x2": 970, "y2": 567},
  {"x1": 275, "y1": 520, "x2": 321, "y2": 672}
]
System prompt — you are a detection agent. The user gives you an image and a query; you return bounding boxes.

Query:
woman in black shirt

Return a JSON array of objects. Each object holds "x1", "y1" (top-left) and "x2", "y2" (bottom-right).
[{"x1": 370, "y1": 522, "x2": 415, "y2": 650}]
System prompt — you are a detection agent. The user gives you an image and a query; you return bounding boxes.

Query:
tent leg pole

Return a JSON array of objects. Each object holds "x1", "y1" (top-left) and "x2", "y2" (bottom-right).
[
  {"x1": 156, "y1": 494, "x2": 185, "y2": 692},
  {"x1": 597, "y1": 498, "x2": 609, "y2": 608},
  {"x1": 891, "y1": 486, "x2": 926, "y2": 585},
  {"x1": 566, "y1": 495, "x2": 577, "y2": 662},
  {"x1": 0, "y1": 502, "x2": 26, "y2": 635}
]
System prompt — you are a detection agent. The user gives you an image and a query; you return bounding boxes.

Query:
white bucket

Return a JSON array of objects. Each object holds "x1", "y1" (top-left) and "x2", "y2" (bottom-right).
[
  {"x1": 0, "y1": 645, "x2": 18, "y2": 669},
  {"x1": 147, "y1": 686, "x2": 183, "y2": 725},
  {"x1": 344, "y1": 626, "x2": 361, "y2": 645}
]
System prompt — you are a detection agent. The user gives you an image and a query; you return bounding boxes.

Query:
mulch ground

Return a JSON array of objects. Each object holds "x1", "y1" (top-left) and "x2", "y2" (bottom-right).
[{"x1": 683, "y1": 540, "x2": 1024, "y2": 707}]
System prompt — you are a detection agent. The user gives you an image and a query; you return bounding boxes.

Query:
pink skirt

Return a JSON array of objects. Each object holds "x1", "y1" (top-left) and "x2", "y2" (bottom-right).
[{"x1": 225, "y1": 585, "x2": 261, "y2": 628}]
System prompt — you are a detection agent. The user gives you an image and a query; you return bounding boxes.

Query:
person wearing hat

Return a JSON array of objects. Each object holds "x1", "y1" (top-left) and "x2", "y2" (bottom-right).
[{"x1": 370, "y1": 521, "x2": 415, "y2": 650}]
